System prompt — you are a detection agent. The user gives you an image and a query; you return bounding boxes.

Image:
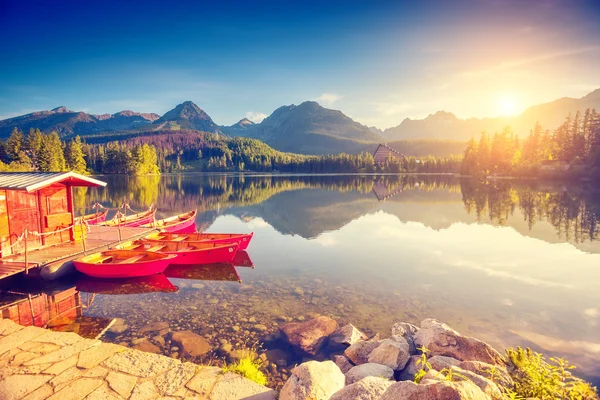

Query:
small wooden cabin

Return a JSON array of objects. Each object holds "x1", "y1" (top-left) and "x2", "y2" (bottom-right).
[
  {"x1": 373, "y1": 144, "x2": 405, "y2": 165},
  {"x1": 0, "y1": 172, "x2": 106, "y2": 256}
]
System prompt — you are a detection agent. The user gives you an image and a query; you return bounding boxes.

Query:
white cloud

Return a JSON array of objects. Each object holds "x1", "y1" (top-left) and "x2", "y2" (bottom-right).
[
  {"x1": 314, "y1": 93, "x2": 342, "y2": 106},
  {"x1": 245, "y1": 111, "x2": 267, "y2": 123}
]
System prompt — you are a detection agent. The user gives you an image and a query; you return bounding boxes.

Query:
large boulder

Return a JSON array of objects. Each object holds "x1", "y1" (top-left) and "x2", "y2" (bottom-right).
[
  {"x1": 330, "y1": 376, "x2": 394, "y2": 400},
  {"x1": 344, "y1": 339, "x2": 383, "y2": 365},
  {"x1": 329, "y1": 324, "x2": 368, "y2": 348},
  {"x1": 168, "y1": 331, "x2": 211, "y2": 357},
  {"x1": 391, "y1": 322, "x2": 419, "y2": 354},
  {"x1": 345, "y1": 363, "x2": 394, "y2": 384},
  {"x1": 414, "y1": 319, "x2": 504, "y2": 365},
  {"x1": 368, "y1": 336, "x2": 411, "y2": 370},
  {"x1": 428, "y1": 355, "x2": 461, "y2": 371},
  {"x1": 380, "y1": 379, "x2": 491, "y2": 400},
  {"x1": 279, "y1": 361, "x2": 345, "y2": 400},
  {"x1": 281, "y1": 316, "x2": 338, "y2": 355}
]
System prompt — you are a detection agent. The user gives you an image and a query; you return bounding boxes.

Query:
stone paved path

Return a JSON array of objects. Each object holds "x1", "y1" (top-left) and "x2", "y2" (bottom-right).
[{"x1": 0, "y1": 319, "x2": 277, "y2": 400}]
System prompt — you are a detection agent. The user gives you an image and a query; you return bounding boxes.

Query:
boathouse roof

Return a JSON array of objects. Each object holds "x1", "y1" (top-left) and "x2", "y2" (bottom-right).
[{"x1": 0, "y1": 172, "x2": 107, "y2": 192}]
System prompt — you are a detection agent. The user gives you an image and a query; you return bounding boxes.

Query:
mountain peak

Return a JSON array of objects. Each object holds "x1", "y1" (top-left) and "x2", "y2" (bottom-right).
[
  {"x1": 51, "y1": 106, "x2": 71, "y2": 113},
  {"x1": 154, "y1": 101, "x2": 218, "y2": 132}
]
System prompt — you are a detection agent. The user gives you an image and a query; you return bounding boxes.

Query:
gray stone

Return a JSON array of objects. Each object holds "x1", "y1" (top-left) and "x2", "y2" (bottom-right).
[
  {"x1": 0, "y1": 326, "x2": 47, "y2": 352},
  {"x1": 330, "y1": 376, "x2": 394, "y2": 400},
  {"x1": 344, "y1": 339, "x2": 383, "y2": 365},
  {"x1": 380, "y1": 379, "x2": 491, "y2": 400},
  {"x1": 0, "y1": 319, "x2": 23, "y2": 336},
  {"x1": 329, "y1": 324, "x2": 368, "y2": 348},
  {"x1": 345, "y1": 363, "x2": 394, "y2": 384},
  {"x1": 129, "y1": 380, "x2": 158, "y2": 400},
  {"x1": 415, "y1": 319, "x2": 505, "y2": 365},
  {"x1": 368, "y1": 336, "x2": 411, "y2": 370},
  {"x1": 281, "y1": 316, "x2": 338, "y2": 355},
  {"x1": 280, "y1": 361, "x2": 345, "y2": 400}
]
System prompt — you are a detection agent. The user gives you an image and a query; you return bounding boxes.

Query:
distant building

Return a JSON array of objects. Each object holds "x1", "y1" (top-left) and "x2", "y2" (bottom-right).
[{"x1": 373, "y1": 144, "x2": 405, "y2": 165}]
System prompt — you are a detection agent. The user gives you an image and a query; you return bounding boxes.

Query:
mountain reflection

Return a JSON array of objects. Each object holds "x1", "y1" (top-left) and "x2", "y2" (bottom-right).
[{"x1": 76, "y1": 174, "x2": 600, "y2": 249}]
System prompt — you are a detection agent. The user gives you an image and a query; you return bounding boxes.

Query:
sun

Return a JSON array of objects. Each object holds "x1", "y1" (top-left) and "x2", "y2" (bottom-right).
[{"x1": 497, "y1": 95, "x2": 520, "y2": 116}]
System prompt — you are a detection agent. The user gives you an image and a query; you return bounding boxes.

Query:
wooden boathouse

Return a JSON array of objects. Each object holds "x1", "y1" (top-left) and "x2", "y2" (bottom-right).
[{"x1": 0, "y1": 172, "x2": 153, "y2": 281}]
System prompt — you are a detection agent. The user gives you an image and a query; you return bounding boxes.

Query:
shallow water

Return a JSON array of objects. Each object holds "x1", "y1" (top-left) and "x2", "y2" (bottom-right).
[{"x1": 8, "y1": 174, "x2": 600, "y2": 387}]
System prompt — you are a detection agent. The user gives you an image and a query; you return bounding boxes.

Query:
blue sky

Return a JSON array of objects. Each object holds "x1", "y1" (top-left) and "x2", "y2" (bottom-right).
[{"x1": 0, "y1": 0, "x2": 599, "y2": 128}]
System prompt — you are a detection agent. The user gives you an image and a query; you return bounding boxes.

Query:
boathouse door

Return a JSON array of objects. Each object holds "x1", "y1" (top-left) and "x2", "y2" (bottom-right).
[{"x1": 6, "y1": 190, "x2": 42, "y2": 251}]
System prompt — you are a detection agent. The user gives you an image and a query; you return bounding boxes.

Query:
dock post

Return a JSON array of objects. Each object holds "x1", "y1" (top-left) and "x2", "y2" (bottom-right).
[
  {"x1": 79, "y1": 218, "x2": 87, "y2": 255},
  {"x1": 24, "y1": 230, "x2": 28, "y2": 275}
]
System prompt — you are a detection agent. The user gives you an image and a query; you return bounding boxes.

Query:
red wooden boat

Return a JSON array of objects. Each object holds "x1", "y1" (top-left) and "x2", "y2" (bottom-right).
[
  {"x1": 144, "y1": 232, "x2": 254, "y2": 250},
  {"x1": 140, "y1": 210, "x2": 197, "y2": 233},
  {"x1": 82, "y1": 209, "x2": 109, "y2": 225},
  {"x1": 102, "y1": 207, "x2": 156, "y2": 228},
  {"x1": 76, "y1": 274, "x2": 178, "y2": 294},
  {"x1": 73, "y1": 250, "x2": 176, "y2": 278},
  {"x1": 117, "y1": 239, "x2": 238, "y2": 265}
]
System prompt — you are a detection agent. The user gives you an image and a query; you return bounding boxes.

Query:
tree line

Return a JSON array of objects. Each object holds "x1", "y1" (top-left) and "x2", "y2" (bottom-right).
[
  {"x1": 0, "y1": 127, "x2": 160, "y2": 175},
  {"x1": 461, "y1": 109, "x2": 600, "y2": 178}
]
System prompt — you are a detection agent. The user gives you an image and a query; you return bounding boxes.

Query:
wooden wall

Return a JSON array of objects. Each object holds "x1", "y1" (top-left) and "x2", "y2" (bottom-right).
[{"x1": 0, "y1": 288, "x2": 80, "y2": 328}]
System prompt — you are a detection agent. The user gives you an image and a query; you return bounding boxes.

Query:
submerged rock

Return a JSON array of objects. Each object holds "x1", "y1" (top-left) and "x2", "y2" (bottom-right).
[
  {"x1": 168, "y1": 331, "x2": 211, "y2": 357},
  {"x1": 414, "y1": 319, "x2": 505, "y2": 365},
  {"x1": 279, "y1": 361, "x2": 345, "y2": 400},
  {"x1": 330, "y1": 376, "x2": 393, "y2": 400},
  {"x1": 345, "y1": 363, "x2": 394, "y2": 384},
  {"x1": 329, "y1": 324, "x2": 368, "y2": 348},
  {"x1": 138, "y1": 321, "x2": 169, "y2": 335},
  {"x1": 280, "y1": 316, "x2": 338, "y2": 355},
  {"x1": 133, "y1": 340, "x2": 161, "y2": 354}
]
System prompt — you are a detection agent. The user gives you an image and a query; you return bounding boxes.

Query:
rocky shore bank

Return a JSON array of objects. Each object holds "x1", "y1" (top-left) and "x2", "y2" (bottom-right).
[{"x1": 275, "y1": 316, "x2": 598, "y2": 400}]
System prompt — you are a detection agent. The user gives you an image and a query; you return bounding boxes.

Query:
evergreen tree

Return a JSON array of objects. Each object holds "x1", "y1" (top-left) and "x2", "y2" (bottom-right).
[{"x1": 66, "y1": 136, "x2": 87, "y2": 174}]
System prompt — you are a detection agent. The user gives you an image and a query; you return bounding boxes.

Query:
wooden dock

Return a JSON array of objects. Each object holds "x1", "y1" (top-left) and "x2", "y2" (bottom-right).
[{"x1": 0, "y1": 225, "x2": 156, "y2": 281}]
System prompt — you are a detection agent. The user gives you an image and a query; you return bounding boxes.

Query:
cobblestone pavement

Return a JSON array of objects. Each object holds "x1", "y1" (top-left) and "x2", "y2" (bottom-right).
[{"x1": 0, "y1": 319, "x2": 276, "y2": 400}]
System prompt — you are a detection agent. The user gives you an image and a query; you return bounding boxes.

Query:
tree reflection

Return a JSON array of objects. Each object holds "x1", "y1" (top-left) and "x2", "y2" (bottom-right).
[{"x1": 460, "y1": 179, "x2": 600, "y2": 243}]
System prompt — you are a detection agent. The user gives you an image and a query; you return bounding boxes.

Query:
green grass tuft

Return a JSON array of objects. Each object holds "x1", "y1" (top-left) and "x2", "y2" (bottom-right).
[{"x1": 222, "y1": 357, "x2": 268, "y2": 386}]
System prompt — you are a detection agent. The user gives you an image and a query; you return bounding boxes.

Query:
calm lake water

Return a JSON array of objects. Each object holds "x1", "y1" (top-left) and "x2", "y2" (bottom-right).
[{"x1": 19, "y1": 174, "x2": 600, "y2": 386}]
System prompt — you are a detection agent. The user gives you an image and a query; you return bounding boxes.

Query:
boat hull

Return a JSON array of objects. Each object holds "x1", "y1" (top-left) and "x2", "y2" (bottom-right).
[
  {"x1": 83, "y1": 210, "x2": 108, "y2": 225},
  {"x1": 74, "y1": 251, "x2": 175, "y2": 278},
  {"x1": 146, "y1": 232, "x2": 253, "y2": 250},
  {"x1": 102, "y1": 209, "x2": 156, "y2": 228},
  {"x1": 163, "y1": 243, "x2": 238, "y2": 265},
  {"x1": 141, "y1": 210, "x2": 197, "y2": 233}
]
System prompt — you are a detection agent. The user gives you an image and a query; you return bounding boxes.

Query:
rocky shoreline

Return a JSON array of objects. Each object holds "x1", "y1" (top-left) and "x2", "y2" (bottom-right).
[{"x1": 276, "y1": 316, "x2": 513, "y2": 399}]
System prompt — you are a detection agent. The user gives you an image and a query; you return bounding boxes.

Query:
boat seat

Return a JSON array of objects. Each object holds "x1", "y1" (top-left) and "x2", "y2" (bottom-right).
[
  {"x1": 119, "y1": 255, "x2": 147, "y2": 264},
  {"x1": 169, "y1": 236, "x2": 187, "y2": 242},
  {"x1": 145, "y1": 245, "x2": 166, "y2": 253},
  {"x1": 96, "y1": 256, "x2": 113, "y2": 263}
]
